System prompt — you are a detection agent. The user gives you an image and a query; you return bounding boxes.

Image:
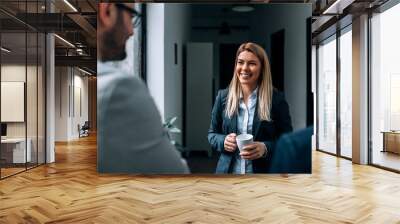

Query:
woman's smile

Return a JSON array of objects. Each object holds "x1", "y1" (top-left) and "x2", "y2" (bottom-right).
[{"x1": 240, "y1": 73, "x2": 252, "y2": 79}]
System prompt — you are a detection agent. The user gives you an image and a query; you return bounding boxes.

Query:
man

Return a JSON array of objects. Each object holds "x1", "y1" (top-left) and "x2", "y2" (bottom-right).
[
  {"x1": 269, "y1": 126, "x2": 312, "y2": 173},
  {"x1": 97, "y1": 3, "x2": 189, "y2": 173}
]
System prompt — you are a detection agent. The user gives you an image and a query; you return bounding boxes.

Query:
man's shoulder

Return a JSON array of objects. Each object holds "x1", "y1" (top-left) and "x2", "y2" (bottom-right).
[
  {"x1": 98, "y1": 68, "x2": 161, "y2": 128},
  {"x1": 99, "y1": 70, "x2": 146, "y2": 99},
  {"x1": 278, "y1": 127, "x2": 313, "y2": 150},
  {"x1": 99, "y1": 69, "x2": 144, "y2": 88}
]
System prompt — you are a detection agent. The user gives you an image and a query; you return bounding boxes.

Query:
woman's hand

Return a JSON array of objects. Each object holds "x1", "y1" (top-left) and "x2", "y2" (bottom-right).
[
  {"x1": 224, "y1": 133, "x2": 237, "y2": 152},
  {"x1": 240, "y1": 142, "x2": 267, "y2": 160}
]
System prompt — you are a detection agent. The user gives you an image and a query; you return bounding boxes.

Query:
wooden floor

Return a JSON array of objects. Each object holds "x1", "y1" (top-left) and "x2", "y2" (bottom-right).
[
  {"x1": 1, "y1": 134, "x2": 400, "y2": 223},
  {"x1": 1, "y1": 167, "x2": 26, "y2": 178},
  {"x1": 1, "y1": 163, "x2": 46, "y2": 178}
]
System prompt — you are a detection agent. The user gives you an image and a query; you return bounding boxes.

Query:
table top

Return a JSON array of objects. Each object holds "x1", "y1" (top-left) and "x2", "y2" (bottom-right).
[
  {"x1": 1, "y1": 138, "x2": 27, "y2": 143},
  {"x1": 381, "y1": 131, "x2": 400, "y2": 134}
]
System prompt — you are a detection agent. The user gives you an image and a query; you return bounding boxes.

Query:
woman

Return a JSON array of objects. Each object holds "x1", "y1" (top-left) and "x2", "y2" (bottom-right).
[{"x1": 208, "y1": 42, "x2": 292, "y2": 174}]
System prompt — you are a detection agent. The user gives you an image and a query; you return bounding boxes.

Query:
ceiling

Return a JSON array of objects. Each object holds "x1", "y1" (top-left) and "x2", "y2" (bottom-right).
[
  {"x1": 0, "y1": 0, "x2": 394, "y2": 74},
  {"x1": 0, "y1": 0, "x2": 97, "y2": 74},
  {"x1": 181, "y1": 0, "x2": 391, "y2": 41}
]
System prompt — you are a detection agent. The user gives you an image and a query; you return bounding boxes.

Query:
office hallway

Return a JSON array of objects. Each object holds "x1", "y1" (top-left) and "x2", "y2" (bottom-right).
[{"x1": 0, "y1": 134, "x2": 399, "y2": 223}]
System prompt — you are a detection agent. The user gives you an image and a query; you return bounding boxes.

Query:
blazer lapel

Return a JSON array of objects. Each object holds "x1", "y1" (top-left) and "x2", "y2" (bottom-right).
[
  {"x1": 252, "y1": 102, "x2": 261, "y2": 138},
  {"x1": 231, "y1": 114, "x2": 238, "y2": 134}
]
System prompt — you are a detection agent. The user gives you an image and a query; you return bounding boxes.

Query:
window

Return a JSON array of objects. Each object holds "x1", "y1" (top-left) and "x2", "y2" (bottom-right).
[
  {"x1": 370, "y1": 2, "x2": 400, "y2": 171},
  {"x1": 317, "y1": 35, "x2": 337, "y2": 154},
  {"x1": 339, "y1": 27, "x2": 352, "y2": 158}
]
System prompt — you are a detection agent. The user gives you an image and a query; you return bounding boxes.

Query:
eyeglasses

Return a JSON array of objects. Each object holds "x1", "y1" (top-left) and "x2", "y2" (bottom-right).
[{"x1": 115, "y1": 3, "x2": 141, "y2": 28}]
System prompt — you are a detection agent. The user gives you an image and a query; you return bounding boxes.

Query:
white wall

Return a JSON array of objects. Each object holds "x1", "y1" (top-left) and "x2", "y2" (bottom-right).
[
  {"x1": 147, "y1": 4, "x2": 165, "y2": 120},
  {"x1": 164, "y1": 4, "x2": 191, "y2": 144},
  {"x1": 186, "y1": 43, "x2": 213, "y2": 153},
  {"x1": 251, "y1": 4, "x2": 311, "y2": 130},
  {"x1": 73, "y1": 74, "x2": 89, "y2": 136},
  {"x1": 55, "y1": 67, "x2": 89, "y2": 141},
  {"x1": 147, "y1": 3, "x2": 191, "y2": 145},
  {"x1": 190, "y1": 9, "x2": 251, "y2": 96},
  {"x1": 55, "y1": 66, "x2": 69, "y2": 141},
  {"x1": 1, "y1": 65, "x2": 41, "y2": 136},
  {"x1": 1, "y1": 65, "x2": 29, "y2": 138}
]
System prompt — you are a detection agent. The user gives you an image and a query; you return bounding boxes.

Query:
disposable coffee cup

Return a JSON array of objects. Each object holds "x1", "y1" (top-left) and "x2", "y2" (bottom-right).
[{"x1": 236, "y1": 134, "x2": 253, "y2": 151}]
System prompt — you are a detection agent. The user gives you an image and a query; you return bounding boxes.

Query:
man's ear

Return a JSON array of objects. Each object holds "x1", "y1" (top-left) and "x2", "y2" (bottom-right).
[{"x1": 98, "y1": 3, "x2": 117, "y2": 29}]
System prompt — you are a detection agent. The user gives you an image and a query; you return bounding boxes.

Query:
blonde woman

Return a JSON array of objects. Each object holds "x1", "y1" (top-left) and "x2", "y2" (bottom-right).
[{"x1": 208, "y1": 42, "x2": 292, "y2": 174}]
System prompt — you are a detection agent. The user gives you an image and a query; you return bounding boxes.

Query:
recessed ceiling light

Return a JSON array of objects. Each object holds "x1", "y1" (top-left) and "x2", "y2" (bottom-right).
[
  {"x1": 63, "y1": 0, "x2": 78, "y2": 12},
  {"x1": 78, "y1": 67, "x2": 93, "y2": 76},
  {"x1": 232, "y1": 5, "x2": 254, "y2": 13},
  {"x1": 54, "y1": 34, "x2": 75, "y2": 48},
  {"x1": 1, "y1": 47, "x2": 11, "y2": 53}
]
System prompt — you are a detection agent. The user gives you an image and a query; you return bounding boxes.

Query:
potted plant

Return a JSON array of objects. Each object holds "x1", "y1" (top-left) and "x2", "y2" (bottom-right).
[{"x1": 163, "y1": 116, "x2": 185, "y2": 153}]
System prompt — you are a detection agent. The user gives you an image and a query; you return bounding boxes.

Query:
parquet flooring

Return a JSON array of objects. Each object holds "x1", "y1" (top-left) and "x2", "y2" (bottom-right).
[
  {"x1": 1, "y1": 134, "x2": 400, "y2": 223},
  {"x1": 1, "y1": 167, "x2": 25, "y2": 178}
]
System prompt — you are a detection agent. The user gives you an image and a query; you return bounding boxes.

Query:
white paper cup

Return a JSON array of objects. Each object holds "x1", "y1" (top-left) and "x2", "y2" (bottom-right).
[{"x1": 236, "y1": 134, "x2": 253, "y2": 151}]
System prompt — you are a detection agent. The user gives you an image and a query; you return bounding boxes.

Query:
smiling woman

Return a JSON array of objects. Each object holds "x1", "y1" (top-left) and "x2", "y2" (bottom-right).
[{"x1": 207, "y1": 42, "x2": 293, "y2": 174}]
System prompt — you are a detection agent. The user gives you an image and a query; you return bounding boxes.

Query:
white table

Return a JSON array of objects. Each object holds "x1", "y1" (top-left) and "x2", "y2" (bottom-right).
[{"x1": 1, "y1": 138, "x2": 31, "y2": 163}]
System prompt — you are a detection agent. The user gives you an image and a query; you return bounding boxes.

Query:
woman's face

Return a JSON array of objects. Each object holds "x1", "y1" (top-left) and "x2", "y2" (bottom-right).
[{"x1": 235, "y1": 51, "x2": 261, "y2": 88}]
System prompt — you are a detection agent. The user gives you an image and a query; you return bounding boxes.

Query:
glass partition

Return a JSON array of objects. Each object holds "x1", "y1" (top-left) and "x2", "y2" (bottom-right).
[
  {"x1": 317, "y1": 35, "x2": 337, "y2": 155},
  {"x1": 339, "y1": 27, "x2": 352, "y2": 158},
  {"x1": 1, "y1": 30, "x2": 28, "y2": 177},
  {"x1": 27, "y1": 31, "x2": 38, "y2": 169},
  {"x1": 0, "y1": 0, "x2": 46, "y2": 179},
  {"x1": 371, "y1": 2, "x2": 400, "y2": 171}
]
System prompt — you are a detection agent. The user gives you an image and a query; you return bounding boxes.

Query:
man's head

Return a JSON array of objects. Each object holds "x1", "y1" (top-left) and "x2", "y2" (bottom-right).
[{"x1": 98, "y1": 3, "x2": 138, "y2": 62}]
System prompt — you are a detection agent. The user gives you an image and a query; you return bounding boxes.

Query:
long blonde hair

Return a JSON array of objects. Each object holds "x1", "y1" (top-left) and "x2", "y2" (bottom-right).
[{"x1": 225, "y1": 42, "x2": 273, "y2": 121}]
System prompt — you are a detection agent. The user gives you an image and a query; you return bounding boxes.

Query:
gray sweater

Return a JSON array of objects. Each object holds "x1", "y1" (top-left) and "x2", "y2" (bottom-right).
[{"x1": 97, "y1": 62, "x2": 189, "y2": 174}]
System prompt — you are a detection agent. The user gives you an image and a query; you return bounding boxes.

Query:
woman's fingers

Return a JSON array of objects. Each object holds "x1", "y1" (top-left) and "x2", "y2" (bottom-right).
[
  {"x1": 225, "y1": 144, "x2": 236, "y2": 152},
  {"x1": 240, "y1": 150, "x2": 257, "y2": 159},
  {"x1": 240, "y1": 142, "x2": 264, "y2": 160},
  {"x1": 242, "y1": 143, "x2": 257, "y2": 151},
  {"x1": 225, "y1": 141, "x2": 236, "y2": 148},
  {"x1": 226, "y1": 138, "x2": 236, "y2": 144},
  {"x1": 226, "y1": 134, "x2": 237, "y2": 145},
  {"x1": 225, "y1": 146, "x2": 236, "y2": 152},
  {"x1": 227, "y1": 134, "x2": 236, "y2": 142},
  {"x1": 224, "y1": 133, "x2": 238, "y2": 152}
]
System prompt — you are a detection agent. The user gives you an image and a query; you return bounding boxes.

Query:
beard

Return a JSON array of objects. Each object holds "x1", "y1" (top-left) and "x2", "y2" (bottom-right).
[{"x1": 100, "y1": 12, "x2": 128, "y2": 61}]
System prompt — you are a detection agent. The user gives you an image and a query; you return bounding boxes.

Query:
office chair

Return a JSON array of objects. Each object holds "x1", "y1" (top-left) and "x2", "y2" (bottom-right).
[{"x1": 79, "y1": 121, "x2": 90, "y2": 138}]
